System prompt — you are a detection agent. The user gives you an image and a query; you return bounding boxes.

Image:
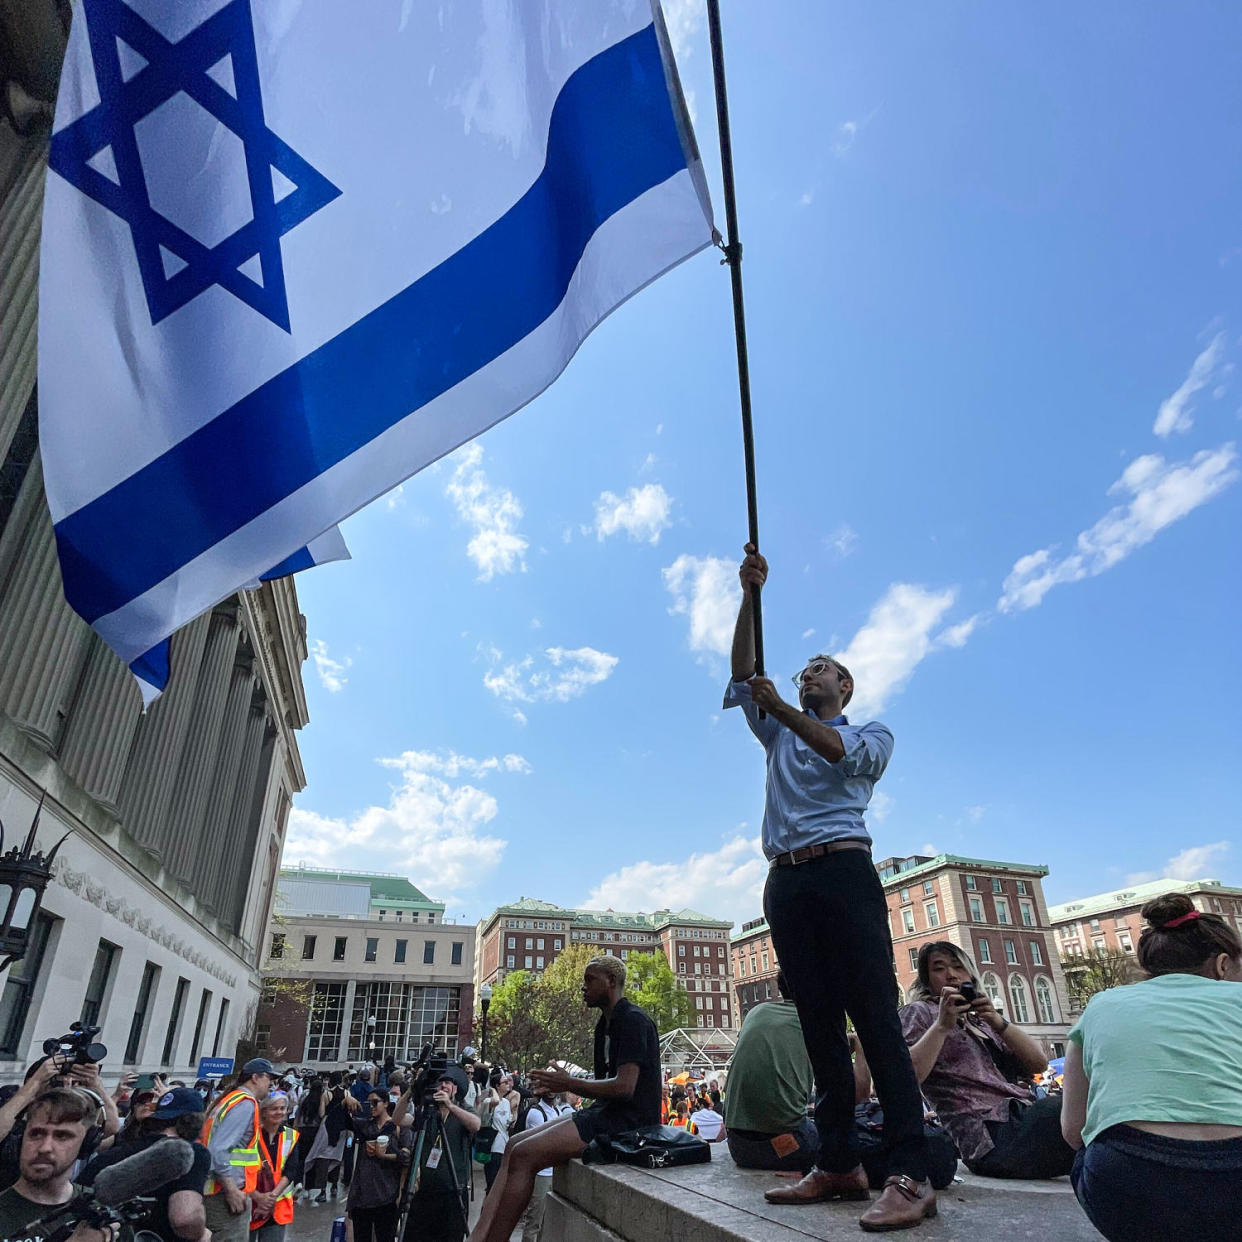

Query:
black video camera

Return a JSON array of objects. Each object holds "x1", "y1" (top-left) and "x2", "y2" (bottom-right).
[
  {"x1": 43, "y1": 1023, "x2": 108, "y2": 1070},
  {"x1": 410, "y1": 1044, "x2": 452, "y2": 1107}
]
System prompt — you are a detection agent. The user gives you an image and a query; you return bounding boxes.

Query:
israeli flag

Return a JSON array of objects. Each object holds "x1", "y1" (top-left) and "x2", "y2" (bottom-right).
[{"x1": 40, "y1": 0, "x2": 714, "y2": 694}]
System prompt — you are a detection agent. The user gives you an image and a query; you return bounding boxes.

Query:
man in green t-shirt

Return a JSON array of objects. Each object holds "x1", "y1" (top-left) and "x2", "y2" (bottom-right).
[
  {"x1": 724, "y1": 973, "x2": 818, "y2": 1172},
  {"x1": 0, "y1": 1088, "x2": 110, "y2": 1242}
]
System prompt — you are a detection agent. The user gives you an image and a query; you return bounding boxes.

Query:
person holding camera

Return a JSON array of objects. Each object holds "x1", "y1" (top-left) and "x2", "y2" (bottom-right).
[
  {"x1": 479, "y1": 1074, "x2": 518, "y2": 1196},
  {"x1": 81, "y1": 1088, "x2": 210, "y2": 1242},
  {"x1": 727, "y1": 546, "x2": 935, "y2": 1231},
  {"x1": 0, "y1": 1089, "x2": 114, "y2": 1242},
  {"x1": 901, "y1": 942, "x2": 1073, "y2": 1179},
  {"x1": 401, "y1": 1067, "x2": 478, "y2": 1242},
  {"x1": 200, "y1": 1060, "x2": 274, "y2": 1242}
]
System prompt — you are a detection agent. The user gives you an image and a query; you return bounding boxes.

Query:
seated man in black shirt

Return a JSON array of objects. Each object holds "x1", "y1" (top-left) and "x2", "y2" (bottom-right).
[
  {"x1": 467, "y1": 955, "x2": 660, "y2": 1242},
  {"x1": 81, "y1": 1088, "x2": 210, "y2": 1242}
]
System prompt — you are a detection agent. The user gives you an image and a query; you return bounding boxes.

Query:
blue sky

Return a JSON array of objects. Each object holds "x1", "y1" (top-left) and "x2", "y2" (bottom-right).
[{"x1": 284, "y1": 2, "x2": 1242, "y2": 928}]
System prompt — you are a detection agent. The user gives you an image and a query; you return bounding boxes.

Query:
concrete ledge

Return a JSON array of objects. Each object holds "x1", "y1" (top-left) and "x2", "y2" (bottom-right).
[{"x1": 545, "y1": 1156, "x2": 1105, "y2": 1241}]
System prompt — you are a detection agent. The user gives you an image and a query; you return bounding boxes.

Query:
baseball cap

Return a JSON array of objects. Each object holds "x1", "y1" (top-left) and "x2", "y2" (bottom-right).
[
  {"x1": 243, "y1": 1058, "x2": 277, "y2": 1076},
  {"x1": 152, "y1": 1087, "x2": 206, "y2": 1119},
  {"x1": 436, "y1": 1066, "x2": 470, "y2": 1097}
]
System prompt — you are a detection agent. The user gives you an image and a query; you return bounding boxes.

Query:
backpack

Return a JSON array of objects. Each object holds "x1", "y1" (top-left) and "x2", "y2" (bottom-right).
[{"x1": 512, "y1": 1097, "x2": 553, "y2": 1136}]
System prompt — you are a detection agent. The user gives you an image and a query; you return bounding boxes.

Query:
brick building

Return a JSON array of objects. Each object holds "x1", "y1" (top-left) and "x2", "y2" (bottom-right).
[
  {"x1": 1048, "y1": 875, "x2": 1242, "y2": 1007},
  {"x1": 731, "y1": 916, "x2": 779, "y2": 1020},
  {"x1": 257, "y1": 868, "x2": 475, "y2": 1065},
  {"x1": 880, "y1": 854, "x2": 1072, "y2": 1055},
  {"x1": 475, "y1": 898, "x2": 735, "y2": 1028}
]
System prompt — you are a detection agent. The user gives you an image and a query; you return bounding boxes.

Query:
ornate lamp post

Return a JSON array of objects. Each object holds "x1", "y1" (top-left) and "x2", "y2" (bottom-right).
[
  {"x1": 479, "y1": 983, "x2": 493, "y2": 1062},
  {"x1": 0, "y1": 795, "x2": 68, "y2": 970}
]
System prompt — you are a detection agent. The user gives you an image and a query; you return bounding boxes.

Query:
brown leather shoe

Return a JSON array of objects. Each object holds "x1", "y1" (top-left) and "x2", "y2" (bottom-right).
[
  {"x1": 764, "y1": 1164, "x2": 870, "y2": 1204},
  {"x1": 858, "y1": 1174, "x2": 937, "y2": 1231}
]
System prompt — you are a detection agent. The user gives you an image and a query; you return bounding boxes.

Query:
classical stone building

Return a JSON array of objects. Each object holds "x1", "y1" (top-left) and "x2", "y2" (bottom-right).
[
  {"x1": 256, "y1": 869, "x2": 475, "y2": 1066},
  {"x1": 0, "y1": 6, "x2": 311, "y2": 1078},
  {"x1": 730, "y1": 916, "x2": 779, "y2": 1021},
  {"x1": 475, "y1": 898, "x2": 735, "y2": 1029}
]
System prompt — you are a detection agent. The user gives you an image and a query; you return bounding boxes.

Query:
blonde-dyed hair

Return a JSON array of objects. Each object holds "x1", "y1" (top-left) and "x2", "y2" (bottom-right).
[{"x1": 586, "y1": 954, "x2": 626, "y2": 989}]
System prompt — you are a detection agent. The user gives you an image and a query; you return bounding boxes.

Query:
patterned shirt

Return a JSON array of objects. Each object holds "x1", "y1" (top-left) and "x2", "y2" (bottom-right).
[{"x1": 900, "y1": 1000, "x2": 1033, "y2": 1162}]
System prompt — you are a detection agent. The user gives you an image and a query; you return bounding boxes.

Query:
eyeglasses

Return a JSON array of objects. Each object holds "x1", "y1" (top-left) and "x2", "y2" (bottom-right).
[{"x1": 792, "y1": 660, "x2": 836, "y2": 688}]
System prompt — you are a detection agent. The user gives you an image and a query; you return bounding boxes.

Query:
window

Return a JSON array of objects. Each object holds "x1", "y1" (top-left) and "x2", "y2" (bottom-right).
[
  {"x1": 1092, "y1": 937, "x2": 1106, "y2": 951},
  {"x1": 908, "y1": 948, "x2": 919, "y2": 970},
  {"x1": 81, "y1": 940, "x2": 119, "y2": 1027},
  {"x1": 693, "y1": 945, "x2": 700, "y2": 957},
  {"x1": 923, "y1": 881, "x2": 934, "y2": 896},
  {"x1": 995, "y1": 898, "x2": 1011, "y2": 925},
  {"x1": 124, "y1": 963, "x2": 160, "y2": 1063},
  {"x1": 255, "y1": 1024, "x2": 270, "y2": 1050},
  {"x1": 395, "y1": 939, "x2": 407, "y2": 964},
  {"x1": 1029, "y1": 941, "x2": 1043, "y2": 966},
  {"x1": 525, "y1": 956, "x2": 533, "y2": 969},
  {"x1": 718, "y1": 946, "x2": 725, "y2": 957},
  {"x1": 212, "y1": 998, "x2": 230, "y2": 1056},
  {"x1": 506, "y1": 955, "x2": 515, "y2": 969},
  {"x1": 451, "y1": 942, "x2": 463, "y2": 965},
  {"x1": 1008, "y1": 975, "x2": 1030, "y2": 1024},
  {"x1": 305, "y1": 982, "x2": 348, "y2": 1061},
  {"x1": 378, "y1": 909, "x2": 387, "y2": 920},
  {"x1": 1035, "y1": 977, "x2": 1056, "y2": 1024},
  {"x1": 982, "y1": 972, "x2": 1003, "y2": 1006},
  {"x1": 0, "y1": 912, "x2": 55, "y2": 1057},
  {"x1": 1016, "y1": 881, "x2": 1028, "y2": 895},
  {"x1": 161, "y1": 978, "x2": 189, "y2": 1064},
  {"x1": 365, "y1": 938, "x2": 378, "y2": 963},
  {"x1": 924, "y1": 900, "x2": 940, "y2": 928},
  {"x1": 333, "y1": 936, "x2": 347, "y2": 961},
  {"x1": 1118, "y1": 933, "x2": 1133, "y2": 953},
  {"x1": 1020, "y1": 901, "x2": 1035, "y2": 927},
  {"x1": 269, "y1": 933, "x2": 285, "y2": 960},
  {"x1": 992, "y1": 878, "x2": 1003, "y2": 893},
  {"x1": 1004, "y1": 939, "x2": 1018, "y2": 964},
  {"x1": 507, "y1": 937, "x2": 515, "y2": 949},
  {"x1": 537, "y1": 939, "x2": 545, "y2": 950},
  {"x1": 678, "y1": 944, "x2": 685, "y2": 956},
  {"x1": 965, "y1": 875, "x2": 977, "y2": 890},
  {"x1": 978, "y1": 939, "x2": 992, "y2": 964},
  {"x1": 536, "y1": 956, "x2": 544, "y2": 969},
  {"x1": 302, "y1": 935, "x2": 317, "y2": 960},
  {"x1": 969, "y1": 897, "x2": 984, "y2": 922},
  {"x1": 899, "y1": 887, "x2": 910, "y2": 903},
  {"x1": 423, "y1": 941, "x2": 435, "y2": 965},
  {"x1": 760, "y1": 950, "x2": 769, "y2": 970},
  {"x1": 553, "y1": 939, "x2": 562, "y2": 951},
  {"x1": 902, "y1": 909, "x2": 915, "y2": 934},
  {"x1": 189, "y1": 989, "x2": 212, "y2": 1063}
]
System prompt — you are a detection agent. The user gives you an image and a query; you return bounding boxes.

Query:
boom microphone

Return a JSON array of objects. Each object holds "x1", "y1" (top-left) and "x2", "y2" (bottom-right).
[{"x1": 94, "y1": 1139, "x2": 195, "y2": 1205}]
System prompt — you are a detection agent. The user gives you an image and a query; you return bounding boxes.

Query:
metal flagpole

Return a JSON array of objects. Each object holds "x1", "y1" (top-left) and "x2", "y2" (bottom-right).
[{"x1": 706, "y1": 0, "x2": 765, "y2": 683}]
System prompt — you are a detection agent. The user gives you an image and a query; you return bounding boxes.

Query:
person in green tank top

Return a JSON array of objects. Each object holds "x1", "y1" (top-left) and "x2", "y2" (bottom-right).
[{"x1": 1062, "y1": 892, "x2": 1242, "y2": 1242}]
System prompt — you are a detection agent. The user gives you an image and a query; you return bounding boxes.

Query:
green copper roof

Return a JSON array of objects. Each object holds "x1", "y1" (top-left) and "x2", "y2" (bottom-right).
[
  {"x1": 879, "y1": 854, "x2": 1048, "y2": 885},
  {"x1": 280, "y1": 867, "x2": 442, "y2": 908},
  {"x1": 488, "y1": 897, "x2": 731, "y2": 931}
]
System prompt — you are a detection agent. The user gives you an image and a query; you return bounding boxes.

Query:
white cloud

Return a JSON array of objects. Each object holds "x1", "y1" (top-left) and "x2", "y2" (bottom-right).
[
  {"x1": 798, "y1": 190, "x2": 814, "y2": 208},
  {"x1": 999, "y1": 443, "x2": 1239, "y2": 612},
  {"x1": 826, "y1": 523, "x2": 858, "y2": 558},
  {"x1": 662, "y1": 554, "x2": 738, "y2": 659},
  {"x1": 935, "y1": 614, "x2": 981, "y2": 649},
  {"x1": 661, "y1": 0, "x2": 705, "y2": 60},
  {"x1": 1154, "y1": 332, "x2": 1226, "y2": 437},
  {"x1": 483, "y1": 645, "x2": 618, "y2": 704},
  {"x1": 964, "y1": 804, "x2": 987, "y2": 824},
  {"x1": 310, "y1": 639, "x2": 352, "y2": 693},
  {"x1": 801, "y1": 627, "x2": 816, "y2": 640},
  {"x1": 583, "y1": 833, "x2": 766, "y2": 929},
  {"x1": 833, "y1": 120, "x2": 859, "y2": 155},
  {"x1": 870, "y1": 791, "x2": 895, "y2": 824},
  {"x1": 593, "y1": 483, "x2": 673, "y2": 544},
  {"x1": 444, "y1": 444, "x2": 528, "y2": 580},
  {"x1": 1127, "y1": 841, "x2": 1230, "y2": 885},
  {"x1": 285, "y1": 749, "x2": 515, "y2": 895},
  {"x1": 836, "y1": 584, "x2": 959, "y2": 717}
]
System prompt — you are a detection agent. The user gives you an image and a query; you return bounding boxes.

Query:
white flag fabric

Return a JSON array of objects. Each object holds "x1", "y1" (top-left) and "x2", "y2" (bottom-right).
[{"x1": 40, "y1": 0, "x2": 714, "y2": 691}]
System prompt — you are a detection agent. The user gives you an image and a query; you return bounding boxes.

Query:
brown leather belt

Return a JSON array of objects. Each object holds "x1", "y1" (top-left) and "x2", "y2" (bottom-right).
[{"x1": 769, "y1": 839, "x2": 872, "y2": 869}]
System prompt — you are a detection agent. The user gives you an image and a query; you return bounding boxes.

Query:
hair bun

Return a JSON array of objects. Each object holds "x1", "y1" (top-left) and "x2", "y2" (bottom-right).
[{"x1": 1141, "y1": 892, "x2": 1196, "y2": 929}]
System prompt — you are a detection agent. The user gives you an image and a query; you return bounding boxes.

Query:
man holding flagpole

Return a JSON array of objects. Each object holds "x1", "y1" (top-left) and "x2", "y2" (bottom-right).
[{"x1": 725, "y1": 544, "x2": 937, "y2": 1232}]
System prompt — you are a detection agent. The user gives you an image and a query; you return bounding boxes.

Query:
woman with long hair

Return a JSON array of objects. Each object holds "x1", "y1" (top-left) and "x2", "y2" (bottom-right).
[
  {"x1": 900, "y1": 940, "x2": 1073, "y2": 1178},
  {"x1": 302, "y1": 1085, "x2": 349, "y2": 1204},
  {"x1": 1061, "y1": 893, "x2": 1242, "y2": 1241}
]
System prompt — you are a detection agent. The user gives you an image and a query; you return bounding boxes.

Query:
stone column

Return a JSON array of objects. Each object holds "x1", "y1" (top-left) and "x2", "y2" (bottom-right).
[
  {"x1": 0, "y1": 503, "x2": 92, "y2": 750},
  {"x1": 337, "y1": 979, "x2": 358, "y2": 1062},
  {"x1": 58, "y1": 638, "x2": 144, "y2": 815},
  {"x1": 210, "y1": 689, "x2": 269, "y2": 915},
  {"x1": 0, "y1": 146, "x2": 44, "y2": 464},
  {"x1": 117, "y1": 610, "x2": 212, "y2": 855},
  {"x1": 192, "y1": 645, "x2": 257, "y2": 911},
  {"x1": 162, "y1": 605, "x2": 240, "y2": 884}
]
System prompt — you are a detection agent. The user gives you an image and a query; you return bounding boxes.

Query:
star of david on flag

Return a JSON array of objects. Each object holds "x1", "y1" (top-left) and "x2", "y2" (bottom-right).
[{"x1": 40, "y1": 0, "x2": 713, "y2": 699}]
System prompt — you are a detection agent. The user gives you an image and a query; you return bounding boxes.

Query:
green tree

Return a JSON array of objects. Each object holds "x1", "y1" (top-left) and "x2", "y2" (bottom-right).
[
  {"x1": 1060, "y1": 948, "x2": 1137, "y2": 1011},
  {"x1": 485, "y1": 969, "x2": 547, "y2": 1070},
  {"x1": 624, "y1": 951, "x2": 697, "y2": 1033}
]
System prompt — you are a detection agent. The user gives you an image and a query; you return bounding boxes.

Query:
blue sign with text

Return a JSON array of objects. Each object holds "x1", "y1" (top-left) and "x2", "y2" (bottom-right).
[{"x1": 197, "y1": 1057, "x2": 234, "y2": 1079}]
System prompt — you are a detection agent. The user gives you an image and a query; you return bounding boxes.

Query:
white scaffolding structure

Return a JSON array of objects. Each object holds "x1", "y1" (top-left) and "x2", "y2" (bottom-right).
[{"x1": 659, "y1": 1026, "x2": 738, "y2": 1076}]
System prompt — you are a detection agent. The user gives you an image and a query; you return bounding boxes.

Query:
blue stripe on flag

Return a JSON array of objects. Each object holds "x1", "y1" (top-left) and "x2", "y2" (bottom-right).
[
  {"x1": 54, "y1": 23, "x2": 686, "y2": 625},
  {"x1": 129, "y1": 637, "x2": 170, "y2": 688},
  {"x1": 260, "y1": 544, "x2": 315, "y2": 581}
]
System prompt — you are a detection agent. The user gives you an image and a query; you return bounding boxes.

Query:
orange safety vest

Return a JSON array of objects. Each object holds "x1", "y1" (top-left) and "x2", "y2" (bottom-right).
[
  {"x1": 251, "y1": 1125, "x2": 299, "y2": 1230},
  {"x1": 201, "y1": 1090, "x2": 262, "y2": 1195}
]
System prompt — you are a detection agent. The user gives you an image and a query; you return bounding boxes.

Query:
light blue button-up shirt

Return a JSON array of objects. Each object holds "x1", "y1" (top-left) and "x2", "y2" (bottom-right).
[{"x1": 723, "y1": 678, "x2": 893, "y2": 859}]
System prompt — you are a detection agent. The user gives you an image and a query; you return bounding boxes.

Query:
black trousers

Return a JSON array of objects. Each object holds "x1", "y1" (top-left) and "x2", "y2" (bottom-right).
[
  {"x1": 350, "y1": 1203, "x2": 399, "y2": 1242},
  {"x1": 763, "y1": 849, "x2": 929, "y2": 1180},
  {"x1": 967, "y1": 1096, "x2": 1076, "y2": 1179}
]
